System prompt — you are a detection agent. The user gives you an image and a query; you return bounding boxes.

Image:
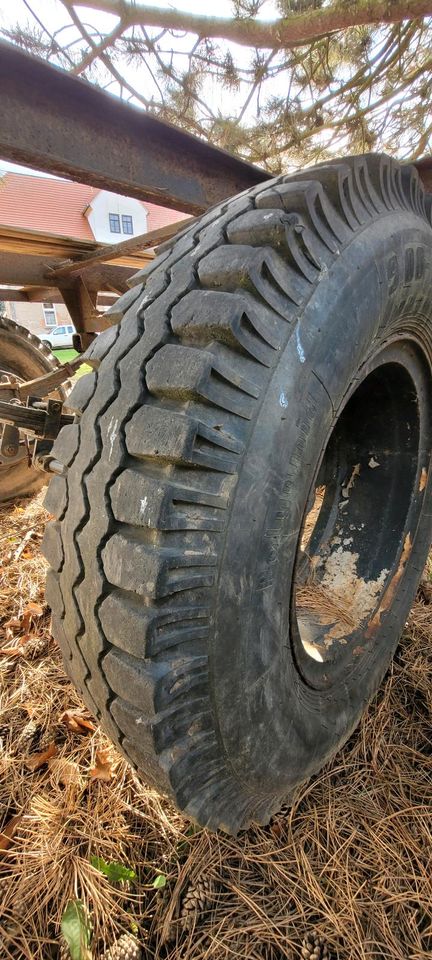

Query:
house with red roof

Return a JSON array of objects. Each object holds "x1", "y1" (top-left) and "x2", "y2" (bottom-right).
[{"x1": 0, "y1": 170, "x2": 186, "y2": 339}]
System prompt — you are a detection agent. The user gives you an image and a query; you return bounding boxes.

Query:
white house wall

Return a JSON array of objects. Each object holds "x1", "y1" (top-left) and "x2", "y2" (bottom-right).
[{"x1": 86, "y1": 190, "x2": 148, "y2": 243}]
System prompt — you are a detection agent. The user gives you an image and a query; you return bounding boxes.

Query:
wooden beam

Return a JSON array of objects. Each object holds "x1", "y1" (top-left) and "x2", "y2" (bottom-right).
[{"x1": 49, "y1": 218, "x2": 192, "y2": 279}]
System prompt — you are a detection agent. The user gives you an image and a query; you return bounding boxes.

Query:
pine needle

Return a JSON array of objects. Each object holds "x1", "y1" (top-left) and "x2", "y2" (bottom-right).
[{"x1": 1, "y1": 492, "x2": 432, "y2": 959}]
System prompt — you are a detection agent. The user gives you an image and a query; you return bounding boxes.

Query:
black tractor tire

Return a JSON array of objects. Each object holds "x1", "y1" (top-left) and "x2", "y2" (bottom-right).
[
  {"x1": 42, "y1": 154, "x2": 432, "y2": 833},
  {"x1": 0, "y1": 316, "x2": 65, "y2": 502}
]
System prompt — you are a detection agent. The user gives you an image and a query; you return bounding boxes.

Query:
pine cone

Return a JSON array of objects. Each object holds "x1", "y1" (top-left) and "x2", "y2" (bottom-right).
[
  {"x1": 37, "y1": 725, "x2": 59, "y2": 750},
  {"x1": 301, "y1": 934, "x2": 330, "y2": 960},
  {"x1": 180, "y1": 874, "x2": 214, "y2": 930},
  {"x1": 102, "y1": 933, "x2": 142, "y2": 960},
  {"x1": 18, "y1": 718, "x2": 39, "y2": 751},
  {"x1": 23, "y1": 635, "x2": 50, "y2": 660}
]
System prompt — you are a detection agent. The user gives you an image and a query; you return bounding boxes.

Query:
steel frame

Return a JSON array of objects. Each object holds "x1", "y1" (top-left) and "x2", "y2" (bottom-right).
[{"x1": 1, "y1": 39, "x2": 431, "y2": 346}]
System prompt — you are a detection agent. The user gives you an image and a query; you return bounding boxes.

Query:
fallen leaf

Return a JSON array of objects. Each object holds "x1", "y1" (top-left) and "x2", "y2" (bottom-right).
[
  {"x1": 61, "y1": 900, "x2": 92, "y2": 960},
  {"x1": 49, "y1": 757, "x2": 83, "y2": 789},
  {"x1": 26, "y1": 741, "x2": 57, "y2": 771},
  {"x1": 0, "y1": 646, "x2": 23, "y2": 657},
  {"x1": 24, "y1": 601, "x2": 44, "y2": 616},
  {"x1": 270, "y1": 820, "x2": 283, "y2": 839},
  {"x1": 22, "y1": 602, "x2": 44, "y2": 632},
  {"x1": 153, "y1": 873, "x2": 167, "y2": 889},
  {"x1": 0, "y1": 814, "x2": 22, "y2": 852},
  {"x1": 89, "y1": 748, "x2": 113, "y2": 781},
  {"x1": 21, "y1": 632, "x2": 40, "y2": 646},
  {"x1": 22, "y1": 702, "x2": 36, "y2": 717},
  {"x1": 60, "y1": 709, "x2": 96, "y2": 736},
  {"x1": 3, "y1": 616, "x2": 21, "y2": 630}
]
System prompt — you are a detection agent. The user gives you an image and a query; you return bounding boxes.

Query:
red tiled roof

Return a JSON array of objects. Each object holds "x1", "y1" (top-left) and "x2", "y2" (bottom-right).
[
  {"x1": 0, "y1": 173, "x2": 96, "y2": 239},
  {"x1": 145, "y1": 201, "x2": 186, "y2": 233},
  {"x1": 0, "y1": 171, "x2": 187, "y2": 240}
]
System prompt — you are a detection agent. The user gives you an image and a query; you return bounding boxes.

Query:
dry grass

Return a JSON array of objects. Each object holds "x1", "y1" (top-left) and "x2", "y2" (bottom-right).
[
  {"x1": 296, "y1": 584, "x2": 357, "y2": 631},
  {"x1": 1, "y1": 494, "x2": 432, "y2": 960}
]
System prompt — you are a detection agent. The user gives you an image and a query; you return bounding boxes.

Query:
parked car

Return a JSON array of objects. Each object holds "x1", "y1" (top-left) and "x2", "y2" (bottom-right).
[{"x1": 40, "y1": 324, "x2": 75, "y2": 349}]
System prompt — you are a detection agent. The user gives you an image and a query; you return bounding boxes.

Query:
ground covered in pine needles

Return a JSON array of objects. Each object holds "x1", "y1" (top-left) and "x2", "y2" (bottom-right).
[{"x1": 1, "y1": 493, "x2": 431, "y2": 960}]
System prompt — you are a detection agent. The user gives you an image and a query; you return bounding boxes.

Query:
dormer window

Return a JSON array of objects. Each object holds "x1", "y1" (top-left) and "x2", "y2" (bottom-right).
[
  {"x1": 108, "y1": 213, "x2": 134, "y2": 235},
  {"x1": 122, "y1": 215, "x2": 133, "y2": 235},
  {"x1": 109, "y1": 213, "x2": 121, "y2": 234}
]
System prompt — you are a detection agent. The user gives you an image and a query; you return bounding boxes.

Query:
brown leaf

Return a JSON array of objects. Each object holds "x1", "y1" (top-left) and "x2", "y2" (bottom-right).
[
  {"x1": 60, "y1": 709, "x2": 96, "y2": 736},
  {"x1": 22, "y1": 601, "x2": 44, "y2": 632},
  {"x1": 89, "y1": 748, "x2": 113, "y2": 781},
  {"x1": 26, "y1": 741, "x2": 57, "y2": 771},
  {"x1": 48, "y1": 757, "x2": 83, "y2": 789},
  {"x1": 0, "y1": 646, "x2": 23, "y2": 657},
  {"x1": 270, "y1": 820, "x2": 283, "y2": 839},
  {"x1": 3, "y1": 616, "x2": 21, "y2": 630},
  {"x1": 25, "y1": 601, "x2": 44, "y2": 616},
  {"x1": 19, "y1": 633, "x2": 35, "y2": 646},
  {"x1": 0, "y1": 814, "x2": 22, "y2": 852},
  {"x1": 22, "y1": 701, "x2": 36, "y2": 717}
]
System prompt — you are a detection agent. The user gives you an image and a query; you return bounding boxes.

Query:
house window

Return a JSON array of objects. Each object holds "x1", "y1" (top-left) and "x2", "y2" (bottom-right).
[
  {"x1": 122, "y1": 214, "x2": 133, "y2": 235},
  {"x1": 43, "y1": 302, "x2": 56, "y2": 327},
  {"x1": 109, "y1": 213, "x2": 121, "y2": 234}
]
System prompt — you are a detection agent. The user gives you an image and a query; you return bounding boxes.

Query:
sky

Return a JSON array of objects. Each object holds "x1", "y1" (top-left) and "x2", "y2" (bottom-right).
[
  {"x1": 0, "y1": 0, "x2": 282, "y2": 122},
  {"x1": 0, "y1": 0, "x2": 282, "y2": 179}
]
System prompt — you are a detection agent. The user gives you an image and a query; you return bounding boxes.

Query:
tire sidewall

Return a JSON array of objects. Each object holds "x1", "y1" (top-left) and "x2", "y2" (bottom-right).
[{"x1": 213, "y1": 212, "x2": 432, "y2": 794}]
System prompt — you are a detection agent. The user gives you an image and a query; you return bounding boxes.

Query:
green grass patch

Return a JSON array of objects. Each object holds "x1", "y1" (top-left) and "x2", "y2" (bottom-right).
[{"x1": 53, "y1": 348, "x2": 92, "y2": 380}]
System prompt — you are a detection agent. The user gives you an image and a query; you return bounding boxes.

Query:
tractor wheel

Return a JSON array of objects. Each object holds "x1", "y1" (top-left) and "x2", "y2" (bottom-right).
[
  {"x1": 42, "y1": 155, "x2": 432, "y2": 833},
  {"x1": 0, "y1": 316, "x2": 65, "y2": 502}
]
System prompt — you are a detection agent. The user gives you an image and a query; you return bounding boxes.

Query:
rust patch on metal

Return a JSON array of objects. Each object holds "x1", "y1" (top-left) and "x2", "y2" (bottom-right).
[
  {"x1": 419, "y1": 467, "x2": 427, "y2": 492},
  {"x1": 366, "y1": 533, "x2": 412, "y2": 637}
]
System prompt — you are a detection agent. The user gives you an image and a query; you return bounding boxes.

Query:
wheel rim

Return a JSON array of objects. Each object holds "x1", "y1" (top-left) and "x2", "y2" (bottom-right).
[{"x1": 292, "y1": 338, "x2": 431, "y2": 685}]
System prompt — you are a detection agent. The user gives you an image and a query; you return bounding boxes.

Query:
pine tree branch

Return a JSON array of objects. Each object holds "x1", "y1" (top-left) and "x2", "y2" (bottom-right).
[
  {"x1": 22, "y1": 0, "x2": 76, "y2": 65},
  {"x1": 64, "y1": 3, "x2": 156, "y2": 109},
  {"x1": 71, "y1": 20, "x2": 125, "y2": 74},
  {"x1": 70, "y1": 0, "x2": 432, "y2": 51}
]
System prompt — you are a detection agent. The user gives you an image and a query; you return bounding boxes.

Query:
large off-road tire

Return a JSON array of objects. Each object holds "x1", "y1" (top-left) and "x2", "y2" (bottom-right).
[
  {"x1": 0, "y1": 316, "x2": 65, "y2": 501},
  {"x1": 43, "y1": 155, "x2": 432, "y2": 833}
]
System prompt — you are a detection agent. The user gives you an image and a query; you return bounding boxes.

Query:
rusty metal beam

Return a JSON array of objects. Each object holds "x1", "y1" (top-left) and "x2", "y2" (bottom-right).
[
  {"x1": 0, "y1": 40, "x2": 271, "y2": 216},
  {"x1": 61, "y1": 278, "x2": 111, "y2": 350}
]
